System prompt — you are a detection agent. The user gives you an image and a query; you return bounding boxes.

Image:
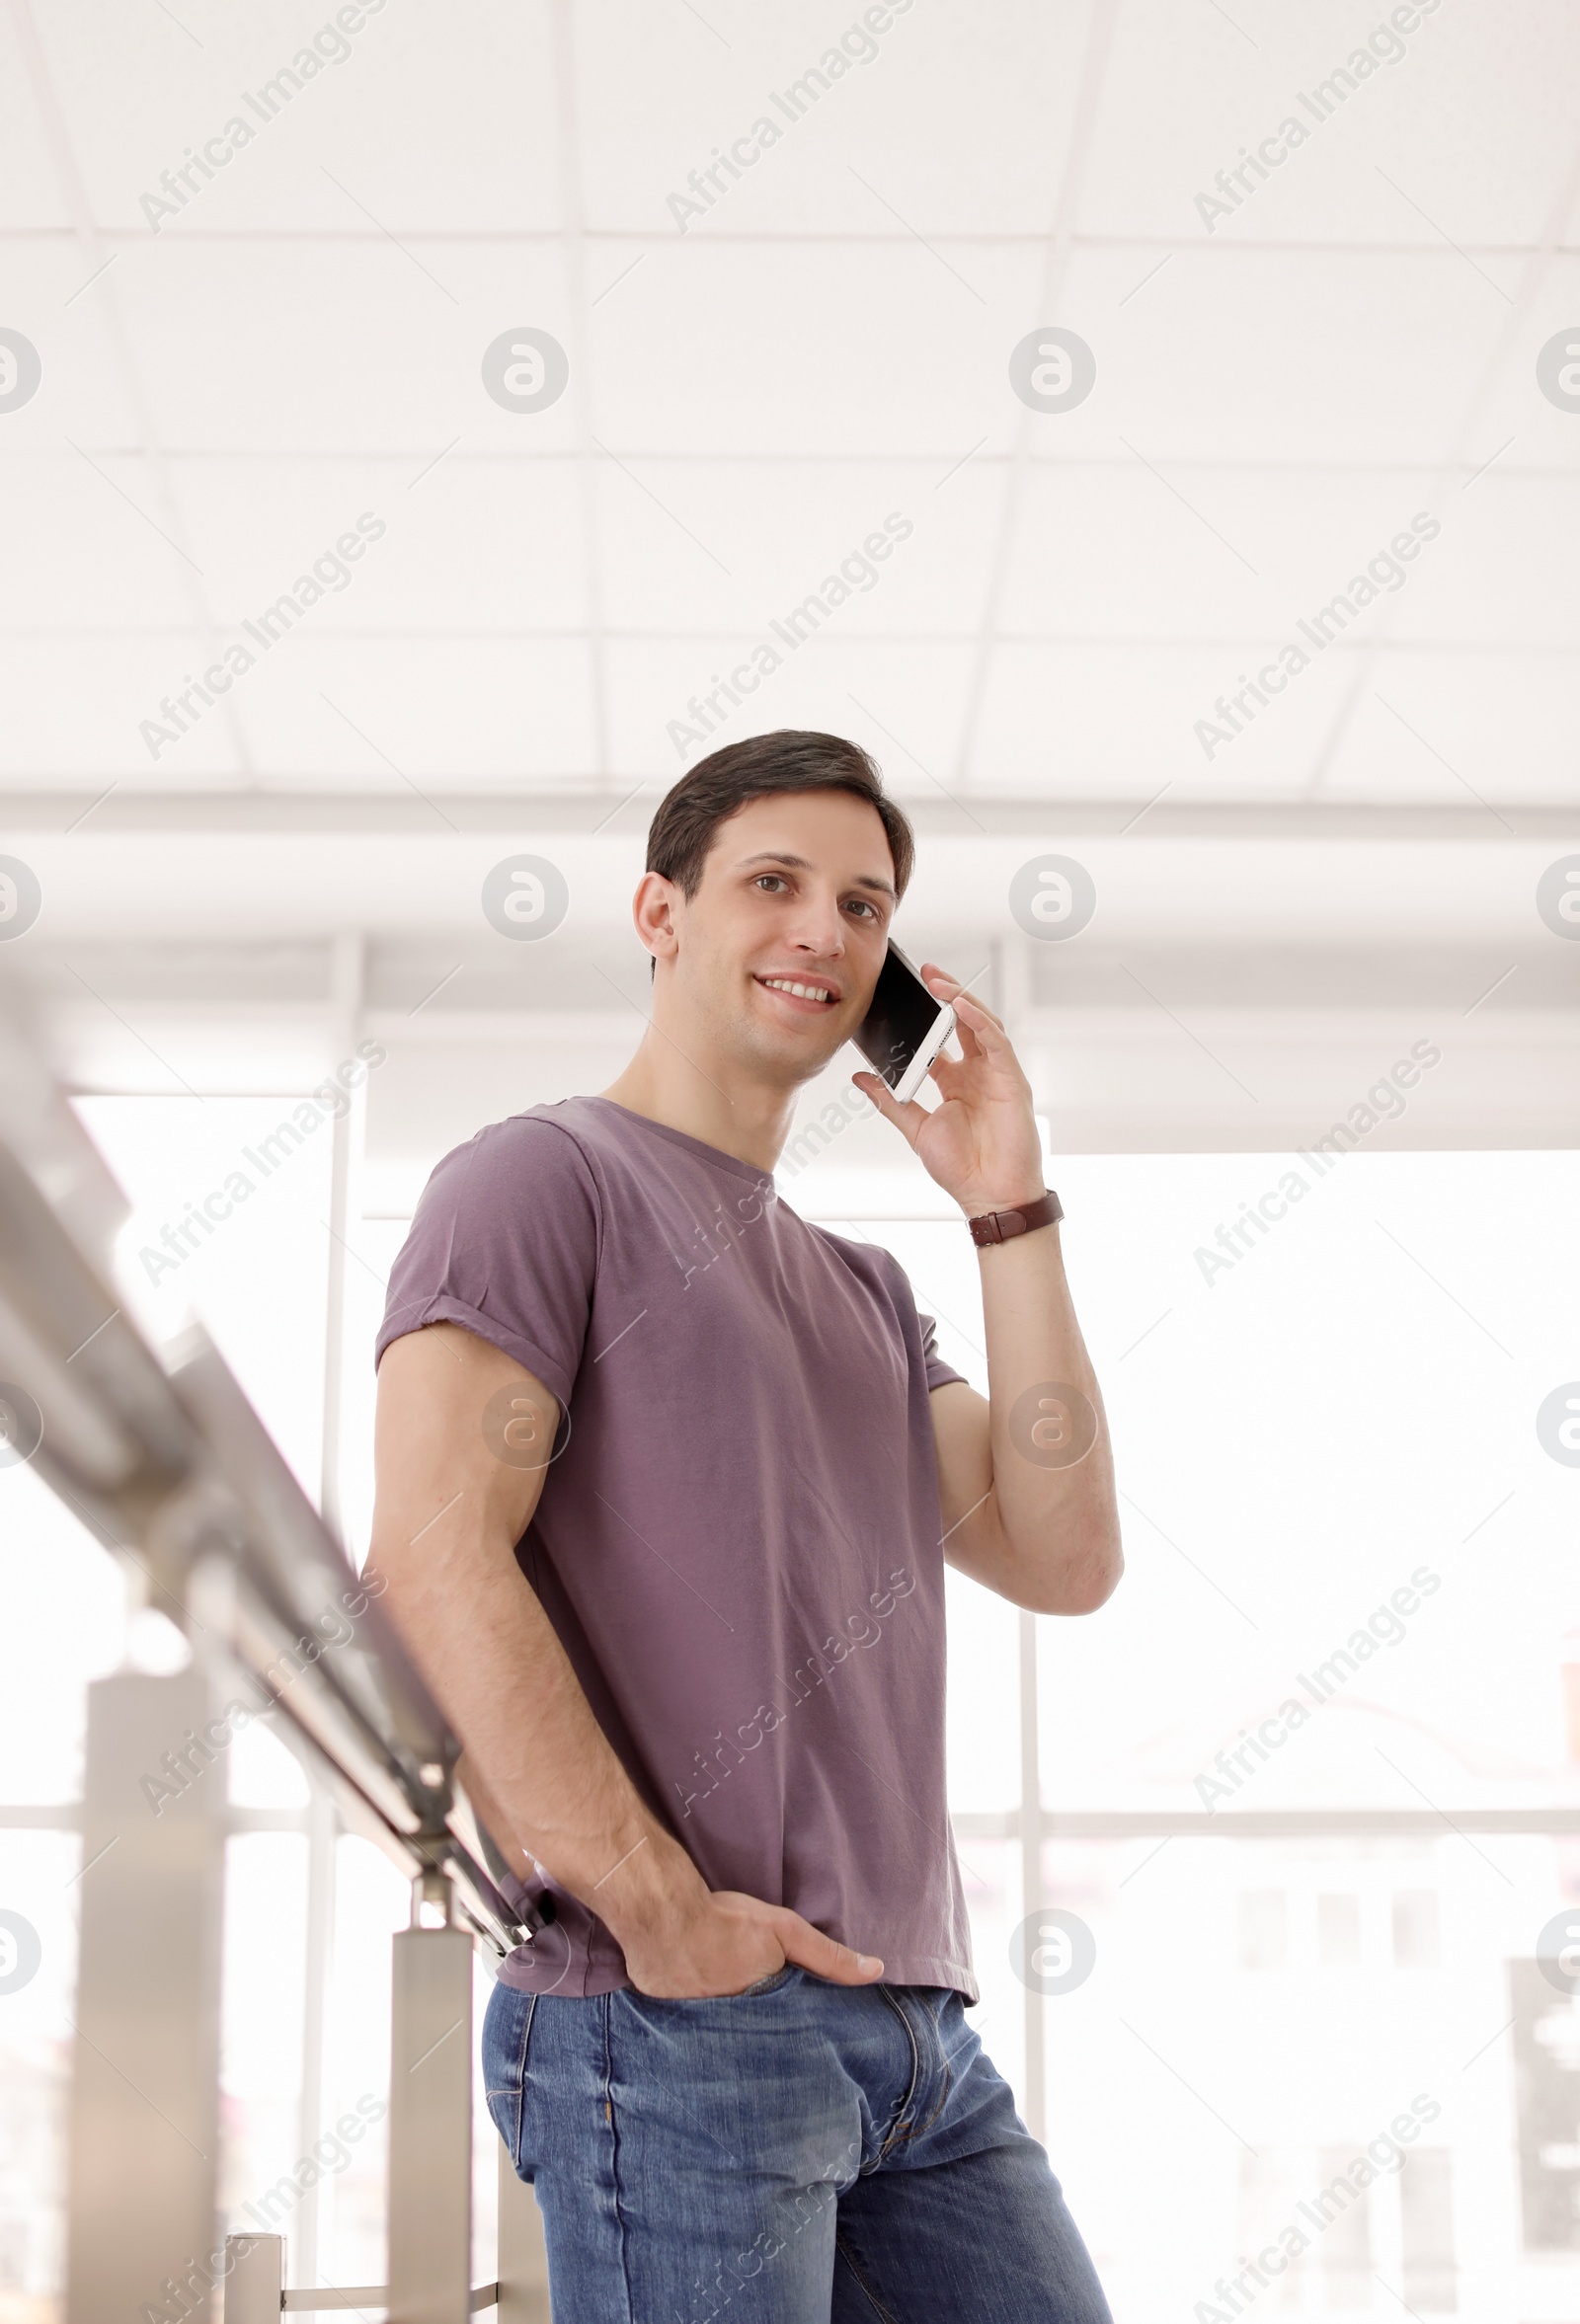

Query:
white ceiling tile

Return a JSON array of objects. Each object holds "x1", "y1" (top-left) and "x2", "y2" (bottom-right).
[
  {"x1": 2, "y1": 0, "x2": 1576, "y2": 815},
  {"x1": 595, "y1": 454, "x2": 997, "y2": 635},
  {"x1": 588, "y1": 233, "x2": 1043, "y2": 456},
  {"x1": 997, "y1": 460, "x2": 1270, "y2": 642},
  {"x1": 1065, "y1": 241, "x2": 1552, "y2": 470},
  {"x1": 0, "y1": 8, "x2": 70, "y2": 230},
  {"x1": 1314, "y1": 650, "x2": 1580, "y2": 802},
  {"x1": 0, "y1": 246, "x2": 147, "y2": 444},
  {"x1": 231, "y1": 635, "x2": 597, "y2": 780},
  {"x1": 1082, "y1": 0, "x2": 1580, "y2": 249},
  {"x1": 33, "y1": 0, "x2": 562, "y2": 236},
  {"x1": 162, "y1": 453, "x2": 592, "y2": 631},
  {"x1": 1386, "y1": 472, "x2": 1580, "y2": 647},
  {"x1": 0, "y1": 638, "x2": 245, "y2": 779},
  {"x1": 973, "y1": 637, "x2": 1366, "y2": 797},
  {"x1": 604, "y1": 636, "x2": 974, "y2": 787},
  {"x1": 0, "y1": 451, "x2": 195, "y2": 627},
  {"x1": 997, "y1": 463, "x2": 1580, "y2": 650},
  {"x1": 576, "y1": 0, "x2": 1087, "y2": 239},
  {"x1": 110, "y1": 237, "x2": 579, "y2": 455}
]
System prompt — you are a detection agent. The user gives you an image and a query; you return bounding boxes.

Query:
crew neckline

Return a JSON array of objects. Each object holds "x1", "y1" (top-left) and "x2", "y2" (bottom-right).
[{"x1": 578, "y1": 1094, "x2": 779, "y2": 1191}]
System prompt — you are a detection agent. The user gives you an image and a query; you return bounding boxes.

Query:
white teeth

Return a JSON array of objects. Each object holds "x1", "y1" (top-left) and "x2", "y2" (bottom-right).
[{"x1": 762, "y1": 977, "x2": 831, "y2": 1003}]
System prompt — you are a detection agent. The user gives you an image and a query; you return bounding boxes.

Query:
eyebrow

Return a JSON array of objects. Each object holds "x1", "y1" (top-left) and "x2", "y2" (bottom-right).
[{"x1": 734, "y1": 850, "x2": 897, "y2": 900}]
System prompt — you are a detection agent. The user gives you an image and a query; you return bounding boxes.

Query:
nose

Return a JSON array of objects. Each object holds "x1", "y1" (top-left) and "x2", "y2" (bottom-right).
[{"x1": 786, "y1": 885, "x2": 847, "y2": 961}]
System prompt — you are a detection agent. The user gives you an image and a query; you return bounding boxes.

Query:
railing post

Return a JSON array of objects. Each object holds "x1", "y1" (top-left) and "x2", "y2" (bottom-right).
[
  {"x1": 497, "y1": 2141, "x2": 552, "y2": 2322},
  {"x1": 64, "y1": 1667, "x2": 225, "y2": 2323},
  {"x1": 225, "y1": 2232, "x2": 283, "y2": 2321},
  {"x1": 388, "y1": 1871, "x2": 474, "y2": 2324}
]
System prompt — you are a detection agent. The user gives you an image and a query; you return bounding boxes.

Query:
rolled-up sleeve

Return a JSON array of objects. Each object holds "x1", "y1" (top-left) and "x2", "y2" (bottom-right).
[
  {"x1": 375, "y1": 1117, "x2": 600, "y2": 1410},
  {"x1": 916, "y1": 1311, "x2": 967, "y2": 1396}
]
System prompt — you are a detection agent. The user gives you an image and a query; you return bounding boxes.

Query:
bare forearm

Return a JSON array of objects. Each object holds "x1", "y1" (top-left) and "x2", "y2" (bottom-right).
[
  {"x1": 979, "y1": 1225, "x2": 1121, "y2": 1609},
  {"x1": 374, "y1": 1518, "x2": 694, "y2": 1929},
  {"x1": 369, "y1": 1326, "x2": 698, "y2": 1943},
  {"x1": 854, "y1": 966, "x2": 1120, "y2": 1613}
]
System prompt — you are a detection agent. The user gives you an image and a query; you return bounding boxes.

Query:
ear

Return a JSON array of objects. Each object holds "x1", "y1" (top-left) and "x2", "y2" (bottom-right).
[{"x1": 632, "y1": 870, "x2": 681, "y2": 965}]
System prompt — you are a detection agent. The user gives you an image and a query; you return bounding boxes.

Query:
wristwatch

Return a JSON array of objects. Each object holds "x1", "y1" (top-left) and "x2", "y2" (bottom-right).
[{"x1": 967, "y1": 1190, "x2": 1064, "y2": 1248}]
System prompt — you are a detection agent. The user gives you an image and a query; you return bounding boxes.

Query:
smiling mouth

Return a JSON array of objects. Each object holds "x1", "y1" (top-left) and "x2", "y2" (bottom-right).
[{"x1": 754, "y1": 974, "x2": 839, "y2": 1008}]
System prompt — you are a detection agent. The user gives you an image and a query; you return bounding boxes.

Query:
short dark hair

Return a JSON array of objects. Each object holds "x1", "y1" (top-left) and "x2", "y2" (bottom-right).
[{"x1": 646, "y1": 730, "x2": 915, "y2": 901}]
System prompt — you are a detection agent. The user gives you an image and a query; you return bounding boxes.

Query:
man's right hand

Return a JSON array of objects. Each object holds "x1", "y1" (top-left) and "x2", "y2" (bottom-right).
[{"x1": 614, "y1": 1874, "x2": 884, "y2": 1999}]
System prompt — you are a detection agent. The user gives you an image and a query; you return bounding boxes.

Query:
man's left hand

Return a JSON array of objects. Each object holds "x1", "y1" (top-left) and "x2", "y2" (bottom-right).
[{"x1": 852, "y1": 966, "x2": 1045, "y2": 1216}]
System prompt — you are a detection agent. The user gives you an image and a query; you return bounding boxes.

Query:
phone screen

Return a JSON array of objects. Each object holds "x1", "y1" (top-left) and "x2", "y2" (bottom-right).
[{"x1": 852, "y1": 946, "x2": 945, "y2": 1091}]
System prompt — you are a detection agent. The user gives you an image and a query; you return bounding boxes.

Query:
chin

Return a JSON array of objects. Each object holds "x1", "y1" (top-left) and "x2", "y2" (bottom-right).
[{"x1": 739, "y1": 1016, "x2": 845, "y2": 1085}]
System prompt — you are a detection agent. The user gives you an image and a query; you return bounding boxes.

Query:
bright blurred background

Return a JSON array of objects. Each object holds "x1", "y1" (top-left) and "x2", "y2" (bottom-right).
[{"x1": 2, "y1": 0, "x2": 1579, "y2": 2316}]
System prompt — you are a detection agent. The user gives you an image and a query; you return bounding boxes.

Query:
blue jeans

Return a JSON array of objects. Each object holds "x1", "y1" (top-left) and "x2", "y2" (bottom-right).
[{"x1": 482, "y1": 1967, "x2": 1114, "y2": 2322}]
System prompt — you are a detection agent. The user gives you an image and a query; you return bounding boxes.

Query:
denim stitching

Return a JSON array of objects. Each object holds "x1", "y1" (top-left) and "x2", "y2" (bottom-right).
[
  {"x1": 485, "y1": 1986, "x2": 537, "y2": 2173},
  {"x1": 870, "y1": 1986, "x2": 922, "y2": 2170},
  {"x1": 514, "y1": 1990, "x2": 537, "y2": 2169},
  {"x1": 885, "y1": 2049, "x2": 951, "y2": 2149},
  {"x1": 882, "y1": 1991, "x2": 951, "y2": 2150},
  {"x1": 833, "y1": 2227, "x2": 903, "y2": 2322},
  {"x1": 601, "y1": 1992, "x2": 639, "y2": 2324}
]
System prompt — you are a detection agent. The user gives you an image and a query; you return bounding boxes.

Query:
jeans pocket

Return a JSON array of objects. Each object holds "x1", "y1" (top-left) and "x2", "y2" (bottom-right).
[
  {"x1": 482, "y1": 1982, "x2": 538, "y2": 2175},
  {"x1": 736, "y1": 1965, "x2": 797, "y2": 1998}
]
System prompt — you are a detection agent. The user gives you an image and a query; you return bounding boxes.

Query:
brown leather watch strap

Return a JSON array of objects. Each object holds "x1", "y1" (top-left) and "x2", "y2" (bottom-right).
[{"x1": 967, "y1": 1189, "x2": 1064, "y2": 1247}]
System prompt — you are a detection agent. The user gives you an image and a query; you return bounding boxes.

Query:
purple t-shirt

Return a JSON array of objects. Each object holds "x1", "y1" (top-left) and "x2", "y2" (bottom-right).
[{"x1": 376, "y1": 1094, "x2": 977, "y2": 2001}]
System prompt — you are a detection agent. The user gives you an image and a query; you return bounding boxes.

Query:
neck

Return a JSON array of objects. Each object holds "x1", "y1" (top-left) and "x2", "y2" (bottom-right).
[{"x1": 599, "y1": 1029, "x2": 797, "y2": 1173}]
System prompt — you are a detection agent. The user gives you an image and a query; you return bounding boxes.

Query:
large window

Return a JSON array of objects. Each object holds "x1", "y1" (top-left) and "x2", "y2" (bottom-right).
[{"x1": 797, "y1": 1146, "x2": 1580, "y2": 2320}]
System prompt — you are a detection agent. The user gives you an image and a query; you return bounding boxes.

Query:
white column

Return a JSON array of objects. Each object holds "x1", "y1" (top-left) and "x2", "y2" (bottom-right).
[
  {"x1": 304, "y1": 930, "x2": 363, "y2": 2288},
  {"x1": 498, "y1": 2145, "x2": 553, "y2": 2322},
  {"x1": 387, "y1": 1891, "x2": 473, "y2": 2323},
  {"x1": 65, "y1": 1669, "x2": 226, "y2": 2321},
  {"x1": 320, "y1": 930, "x2": 366, "y2": 1545},
  {"x1": 291, "y1": 1790, "x2": 339, "y2": 2291},
  {"x1": 225, "y1": 2233, "x2": 283, "y2": 2322}
]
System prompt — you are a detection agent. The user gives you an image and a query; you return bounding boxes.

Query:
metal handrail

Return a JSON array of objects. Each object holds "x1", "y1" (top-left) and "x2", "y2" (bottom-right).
[
  {"x1": 278, "y1": 2283, "x2": 501, "y2": 2312},
  {"x1": 0, "y1": 999, "x2": 535, "y2": 1960}
]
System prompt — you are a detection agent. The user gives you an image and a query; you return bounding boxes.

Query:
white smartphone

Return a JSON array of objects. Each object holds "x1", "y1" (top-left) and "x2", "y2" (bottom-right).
[{"x1": 852, "y1": 942, "x2": 956, "y2": 1105}]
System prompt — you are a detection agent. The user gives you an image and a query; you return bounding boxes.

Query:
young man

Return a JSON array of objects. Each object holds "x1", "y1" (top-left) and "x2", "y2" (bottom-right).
[{"x1": 371, "y1": 730, "x2": 1122, "y2": 2320}]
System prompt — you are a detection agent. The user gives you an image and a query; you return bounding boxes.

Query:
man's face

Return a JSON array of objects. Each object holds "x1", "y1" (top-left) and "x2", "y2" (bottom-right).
[{"x1": 662, "y1": 790, "x2": 898, "y2": 1085}]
